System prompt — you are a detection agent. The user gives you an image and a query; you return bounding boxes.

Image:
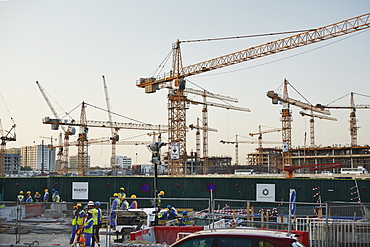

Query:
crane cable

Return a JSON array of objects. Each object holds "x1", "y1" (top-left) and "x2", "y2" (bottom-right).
[
  {"x1": 179, "y1": 29, "x2": 316, "y2": 43},
  {"x1": 0, "y1": 90, "x2": 16, "y2": 125},
  {"x1": 194, "y1": 29, "x2": 370, "y2": 78}
]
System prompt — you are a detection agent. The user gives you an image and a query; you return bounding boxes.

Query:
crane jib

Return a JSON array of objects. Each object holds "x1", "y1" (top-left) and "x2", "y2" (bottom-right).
[{"x1": 137, "y1": 13, "x2": 370, "y2": 89}]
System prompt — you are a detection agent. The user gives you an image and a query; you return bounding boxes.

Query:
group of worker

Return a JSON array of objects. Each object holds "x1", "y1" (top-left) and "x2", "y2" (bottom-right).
[
  {"x1": 70, "y1": 201, "x2": 102, "y2": 247},
  {"x1": 110, "y1": 187, "x2": 139, "y2": 228},
  {"x1": 158, "y1": 205, "x2": 191, "y2": 225},
  {"x1": 16, "y1": 188, "x2": 61, "y2": 203}
]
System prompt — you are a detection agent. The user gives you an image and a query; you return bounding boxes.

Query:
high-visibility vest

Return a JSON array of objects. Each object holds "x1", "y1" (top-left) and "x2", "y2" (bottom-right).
[
  {"x1": 114, "y1": 198, "x2": 121, "y2": 210},
  {"x1": 71, "y1": 210, "x2": 77, "y2": 225},
  {"x1": 17, "y1": 195, "x2": 24, "y2": 203},
  {"x1": 84, "y1": 218, "x2": 94, "y2": 234},
  {"x1": 90, "y1": 208, "x2": 98, "y2": 225},
  {"x1": 76, "y1": 210, "x2": 85, "y2": 225}
]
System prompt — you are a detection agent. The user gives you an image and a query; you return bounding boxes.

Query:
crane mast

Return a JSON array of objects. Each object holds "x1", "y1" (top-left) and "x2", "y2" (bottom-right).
[
  {"x1": 137, "y1": 13, "x2": 370, "y2": 176},
  {"x1": 77, "y1": 102, "x2": 89, "y2": 176},
  {"x1": 316, "y1": 92, "x2": 370, "y2": 147},
  {"x1": 102, "y1": 75, "x2": 119, "y2": 173},
  {"x1": 36, "y1": 81, "x2": 75, "y2": 174}
]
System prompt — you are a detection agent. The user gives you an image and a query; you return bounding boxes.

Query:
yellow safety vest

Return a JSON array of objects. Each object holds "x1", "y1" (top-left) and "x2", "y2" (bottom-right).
[
  {"x1": 84, "y1": 218, "x2": 94, "y2": 234},
  {"x1": 89, "y1": 208, "x2": 98, "y2": 225},
  {"x1": 72, "y1": 210, "x2": 77, "y2": 225}
]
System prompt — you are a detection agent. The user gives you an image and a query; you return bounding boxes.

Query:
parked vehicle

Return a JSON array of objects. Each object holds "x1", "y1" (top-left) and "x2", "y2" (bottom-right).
[
  {"x1": 170, "y1": 228, "x2": 305, "y2": 247},
  {"x1": 234, "y1": 169, "x2": 255, "y2": 175},
  {"x1": 340, "y1": 166, "x2": 368, "y2": 174}
]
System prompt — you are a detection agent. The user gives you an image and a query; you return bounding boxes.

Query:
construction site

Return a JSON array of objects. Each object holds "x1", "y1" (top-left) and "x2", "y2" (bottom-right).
[{"x1": 1, "y1": 8, "x2": 370, "y2": 247}]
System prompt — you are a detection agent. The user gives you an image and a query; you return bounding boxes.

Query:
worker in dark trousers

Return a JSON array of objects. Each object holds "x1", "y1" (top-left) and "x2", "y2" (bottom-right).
[
  {"x1": 83, "y1": 212, "x2": 94, "y2": 247},
  {"x1": 94, "y1": 201, "x2": 102, "y2": 245},
  {"x1": 69, "y1": 205, "x2": 78, "y2": 244}
]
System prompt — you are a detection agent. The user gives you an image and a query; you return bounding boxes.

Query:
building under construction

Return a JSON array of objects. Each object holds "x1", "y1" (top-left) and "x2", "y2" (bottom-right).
[{"x1": 246, "y1": 145, "x2": 370, "y2": 174}]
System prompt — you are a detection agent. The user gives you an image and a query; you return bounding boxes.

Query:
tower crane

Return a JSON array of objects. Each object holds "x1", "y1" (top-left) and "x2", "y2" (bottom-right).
[
  {"x1": 137, "y1": 13, "x2": 370, "y2": 176},
  {"x1": 189, "y1": 117, "x2": 218, "y2": 173},
  {"x1": 43, "y1": 105, "x2": 168, "y2": 176},
  {"x1": 0, "y1": 121, "x2": 16, "y2": 177},
  {"x1": 298, "y1": 111, "x2": 337, "y2": 147},
  {"x1": 186, "y1": 87, "x2": 250, "y2": 173},
  {"x1": 36, "y1": 81, "x2": 76, "y2": 174},
  {"x1": 102, "y1": 75, "x2": 120, "y2": 173},
  {"x1": 267, "y1": 79, "x2": 333, "y2": 177},
  {"x1": 249, "y1": 125, "x2": 286, "y2": 167},
  {"x1": 316, "y1": 92, "x2": 370, "y2": 146},
  {"x1": 220, "y1": 135, "x2": 280, "y2": 166}
]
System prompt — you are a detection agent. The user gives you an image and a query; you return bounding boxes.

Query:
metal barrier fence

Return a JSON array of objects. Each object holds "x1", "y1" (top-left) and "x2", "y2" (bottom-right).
[{"x1": 2, "y1": 198, "x2": 370, "y2": 246}]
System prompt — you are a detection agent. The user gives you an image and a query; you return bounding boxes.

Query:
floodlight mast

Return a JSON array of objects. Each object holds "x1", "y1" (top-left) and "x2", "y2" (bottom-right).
[{"x1": 149, "y1": 141, "x2": 165, "y2": 225}]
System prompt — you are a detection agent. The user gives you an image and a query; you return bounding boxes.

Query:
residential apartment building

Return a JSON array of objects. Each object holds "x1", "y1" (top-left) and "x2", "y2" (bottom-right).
[{"x1": 20, "y1": 145, "x2": 56, "y2": 172}]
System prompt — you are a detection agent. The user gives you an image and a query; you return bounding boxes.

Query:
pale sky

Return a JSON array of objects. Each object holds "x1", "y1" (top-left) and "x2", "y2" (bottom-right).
[{"x1": 1, "y1": 1, "x2": 369, "y2": 167}]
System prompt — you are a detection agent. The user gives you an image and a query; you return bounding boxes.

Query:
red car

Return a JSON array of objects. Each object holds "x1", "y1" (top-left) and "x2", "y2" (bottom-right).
[{"x1": 170, "y1": 228, "x2": 306, "y2": 247}]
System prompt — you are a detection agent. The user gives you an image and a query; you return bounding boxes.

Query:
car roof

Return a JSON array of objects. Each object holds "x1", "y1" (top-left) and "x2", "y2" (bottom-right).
[{"x1": 185, "y1": 228, "x2": 299, "y2": 239}]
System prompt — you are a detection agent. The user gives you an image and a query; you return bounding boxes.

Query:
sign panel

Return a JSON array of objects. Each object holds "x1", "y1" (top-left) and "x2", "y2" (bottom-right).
[
  {"x1": 171, "y1": 142, "x2": 180, "y2": 159},
  {"x1": 283, "y1": 141, "x2": 289, "y2": 152},
  {"x1": 289, "y1": 189, "x2": 296, "y2": 216},
  {"x1": 72, "y1": 182, "x2": 88, "y2": 200},
  {"x1": 256, "y1": 184, "x2": 275, "y2": 202}
]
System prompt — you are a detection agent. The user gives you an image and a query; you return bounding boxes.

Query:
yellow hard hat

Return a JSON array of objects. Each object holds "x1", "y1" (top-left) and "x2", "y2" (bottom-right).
[
  {"x1": 120, "y1": 187, "x2": 125, "y2": 191},
  {"x1": 44, "y1": 189, "x2": 48, "y2": 192},
  {"x1": 19, "y1": 191, "x2": 24, "y2": 194},
  {"x1": 131, "y1": 195, "x2": 137, "y2": 198},
  {"x1": 160, "y1": 191, "x2": 165, "y2": 196},
  {"x1": 113, "y1": 193, "x2": 118, "y2": 197},
  {"x1": 35, "y1": 192, "x2": 39, "y2": 195},
  {"x1": 76, "y1": 203, "x2": 82, "y2": 207},
  {"x1": 26, "y1": 191, "x2": 31, "y2": 194}
]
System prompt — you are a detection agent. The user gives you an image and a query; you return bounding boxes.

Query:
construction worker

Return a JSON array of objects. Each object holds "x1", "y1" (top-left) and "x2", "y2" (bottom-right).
[
  {"x1": 157, "y1": 190, "x2": 165, "y2": 210},
  {"x1": 87, "y1": 201, "x2": 99, "y2": 247},
  {"x1": 17, "y1": 191, "x2": 24, "y2": 203},
  {"x1": 121, "y1": 198, "x2": 129, "y2": 210},
  {"x1": 158, "y1": 208, "x2": 168, "y2": 220},
  {"x1": 53, "y1": 191, "x2": 61, "y2": 202},
  {"x1": 25, "y1": 191, "x2": 33, "y2": 202},
  {"x1": 51, "y1": 188, "x2": 56, "y2": 202},
  {"x1": 83, "y1": 212, "x2": 94, "y2": 247},
  {"x1": 117, "y1": 187, "x2": 126, "y2": 199},
  {"x1": 94, "y1": 201, "x2": 102, "y2": 245},
  {"x1": 110, "y1": 193, "x2": 120, "y2": 228},
  {"x1": 167, "y1": 205, "x2": 178, "y2": 220},
  {"x1": 181, "y1": 211, "x2": 191, "y2": 225},
  {"x1": 33, "y1": 192, "x2": 42, "y2": 202},
  {"x1": 73, "y1": 203, "x2": 86, "y2": 244},
  {"x1": 129, "y1": 195, "x2": 138, "y2": 209},
  {"x1": 69, "y1": 205, "x2": 78, "y2": 244},
  {"x1": 43, "y1": 189, "x2": 49, "y2": 202}
]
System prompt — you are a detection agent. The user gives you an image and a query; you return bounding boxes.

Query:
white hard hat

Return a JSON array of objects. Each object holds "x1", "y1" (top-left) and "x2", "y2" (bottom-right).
[{"x1": 87, "y1": 201, "x2": 94, "y2": 206}]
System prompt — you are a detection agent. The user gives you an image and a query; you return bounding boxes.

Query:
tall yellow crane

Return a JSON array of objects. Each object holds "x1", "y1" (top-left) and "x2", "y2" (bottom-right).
[
  {"x1": 220, "y1": 134, "x2": 280, "y2": 166},
  {"x1": 267, "y1": 79, "x2": 332, "y2": 176},
  {"x1": 316, "y1": 92, "x2": 370, "y2": 146},
  {"x1": 102, "y1": 75, "x2": 120, "y2": 172},
  {"x1": 137, "y1": 13, "x2": 370, "y2": 176},
  {"x1": 36, "y1": 81, "x2": 76, "y2": 174}
]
